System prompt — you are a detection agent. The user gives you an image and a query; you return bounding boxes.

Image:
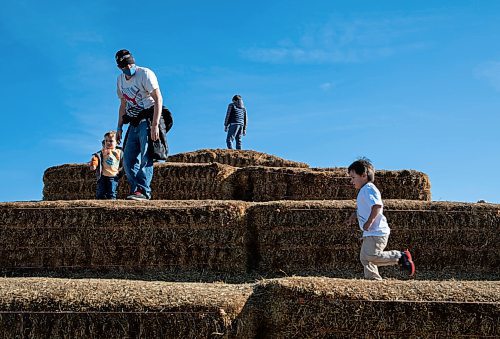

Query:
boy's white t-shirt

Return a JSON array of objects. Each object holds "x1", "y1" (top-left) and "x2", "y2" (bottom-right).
[
  {"x1": 356, "y1": 182, "x2": 390, "y2": 237},
  {"x1": 117, "y1": 66, "x2": 159, "y2": 118}
]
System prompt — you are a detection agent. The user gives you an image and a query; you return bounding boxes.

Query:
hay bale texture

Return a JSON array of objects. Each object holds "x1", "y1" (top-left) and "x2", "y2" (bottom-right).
[
  {"x1": 248, "y1": 200, "x2": 500, "y2": 277},
  {"x1": 0, "y1": 200, "x2": 248, "y2": 274},
  {"x1": 43, "y1": 162, "x2": 236, "y2": 201},
  {"x1": 257, "y1": 277, "x2": 500, "y2": 338},
  {"x1": 168, "y1": 148, "x2": 309, "y2": 168},
  {"x1": 0, "y1": 277, "x2": 498, "y2": 338},
  {"x1": 0, "y1": 277, "x2": 255, "y2": 339},
  {"x1": 234, "y1": 167, "x2": 431, "y2": 201},
  {"x1": 43, "y1": 164, "x2": 431, "y2": 202}
]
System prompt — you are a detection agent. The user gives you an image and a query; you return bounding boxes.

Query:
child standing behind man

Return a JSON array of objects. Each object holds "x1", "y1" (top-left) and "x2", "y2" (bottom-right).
[
  {"x1": 346, "y1": 158, "x2": 415, "y2": 280},
  {"x1": 89, "y1": 131, "x2": 123, "y2": 200}
]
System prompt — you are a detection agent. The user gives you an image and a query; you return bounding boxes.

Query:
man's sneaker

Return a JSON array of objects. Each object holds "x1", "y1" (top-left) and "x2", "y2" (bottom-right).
[
  {"x1": 398, "y1": 249, "x2": 415, "y2": 276},
  {"x1": 126, "y1": 191, "x2": 149, "y2": 201}
]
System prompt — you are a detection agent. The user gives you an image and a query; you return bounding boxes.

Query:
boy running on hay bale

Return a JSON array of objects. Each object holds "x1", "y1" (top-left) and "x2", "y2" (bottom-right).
[
  {"x1": 346, "y1": 158, "x2": 415, "y2": 280},
  {"x1": 89, "y1": 131, "x2": 123, "y2": 200}
]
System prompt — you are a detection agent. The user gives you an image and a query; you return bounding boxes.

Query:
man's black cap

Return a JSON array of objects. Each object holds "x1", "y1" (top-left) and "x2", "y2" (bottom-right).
[{"x1": 115, "y1": 49, "x2": 135, "y2": 68}]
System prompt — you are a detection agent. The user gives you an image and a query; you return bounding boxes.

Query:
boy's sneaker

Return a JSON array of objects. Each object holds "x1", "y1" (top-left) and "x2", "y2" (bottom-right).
[
  {"x1": 126, "y1": 191, "x2": 149, "y2": 201},
  {"x1": 398, "y1": 249, "x2": 415, "y2": 276}
]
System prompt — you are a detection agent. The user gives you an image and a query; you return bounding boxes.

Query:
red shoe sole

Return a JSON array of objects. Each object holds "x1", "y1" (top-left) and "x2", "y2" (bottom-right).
[{"x1": 404, "y1": 249, "x2": 416, "y2": 276}]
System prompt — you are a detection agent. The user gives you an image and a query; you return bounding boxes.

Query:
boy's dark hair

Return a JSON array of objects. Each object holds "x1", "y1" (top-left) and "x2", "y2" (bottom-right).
[{"x1": 348, "y1": 157, "x2": 375, "y2": 182}]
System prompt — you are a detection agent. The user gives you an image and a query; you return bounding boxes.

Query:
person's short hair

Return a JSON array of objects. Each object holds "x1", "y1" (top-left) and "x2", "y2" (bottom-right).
[
  {"x1": 232, "y1": 94, "x2": 242, "y2": 102},
  {"x1": 348, "y1": 157, "x2": 375, "y2": 182},
  {"x1": 104, "y1": 131, "x2": 117, "y2": 140}
]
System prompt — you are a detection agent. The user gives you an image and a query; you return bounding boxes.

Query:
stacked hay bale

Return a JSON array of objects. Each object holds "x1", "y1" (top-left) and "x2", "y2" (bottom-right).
[
  {"x1": 247, "y1": 200, "x2": 500, "y2": 278},
  {"x1": 234, "y1": 167, "x2": 430, "y2": 201},
  {"x1": 256, "y1": 277, "x2": 500, "y2": 338},
  {"x1": 8, "y1": 149, "x2": 500, "y2": 337},
  {"x1": 43, "y1": 150, "x2": 431, "y2": 202},
  {"x1": 43, "y1": 162, "x2": 236, "y2": 201},
  {"x1": 0, "y1": 200, "x2": 248, "y2": 274},
  {"x1": 0, "y1": 277, "x2": 256, "y2": 338},
  {"x1": 168, "y1": 148, "x2": 309, "y2": 168}
]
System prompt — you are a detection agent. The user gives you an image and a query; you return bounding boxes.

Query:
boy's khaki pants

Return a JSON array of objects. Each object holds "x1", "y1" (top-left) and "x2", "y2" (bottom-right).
[{"x1": 360, "y1": 235, "x2": 401, "y2": 280}]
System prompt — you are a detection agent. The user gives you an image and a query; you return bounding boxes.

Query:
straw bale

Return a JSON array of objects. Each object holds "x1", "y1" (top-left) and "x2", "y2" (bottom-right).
[
  {"x1": 44, "y1": 163, "x2": 430, "y2": 202},
  {"x1": 0, "y1": 200, "x2": 249, "y2": 274},
  {"x1": 168, "y1": 148, "x2": 309, "y2": 168},
  {"x1": 0, "y1": 277, "x2": 255, "y2": 338},
  {"x1": 235, "y1": 167, "x2": 431, "y2": 201},
  {"x1": 248, "y1": 200, "x2": 500, "y2": 276},
  {"x1": 43, "y1": 162, "x2": 236, "y2": 200},
  {"x1": 152, "y1": 162, "x2": 236, "y2": 200},
  {"x1": 257, "y1": 277, "x2": 500, "y2": 338}
]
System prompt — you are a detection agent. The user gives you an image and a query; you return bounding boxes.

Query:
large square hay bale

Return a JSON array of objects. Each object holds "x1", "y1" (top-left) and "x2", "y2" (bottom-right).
[
  {"x1": 235, "y1": 167, "x2": 431, "y2": 201},
  {"x1": 0, "y1": 277, "x2": 256, "y2": 338},
  {"x1": 0, "y1": 200, "x2": 249, "y2": 274},
  {"x1": 256, "y1": 277, "x2": 500, "y2": 338},
  {"x1": 43, "y1": 162, "x2": 236, "y2": 201},
  {"x1": 248, "y1": 200, "x2": 500, "y2": 277}
]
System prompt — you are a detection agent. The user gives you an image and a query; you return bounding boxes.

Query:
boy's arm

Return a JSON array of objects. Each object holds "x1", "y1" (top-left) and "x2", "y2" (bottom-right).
[{"x1": 363, "y1": 204, "x2": 382, "y2": 231}]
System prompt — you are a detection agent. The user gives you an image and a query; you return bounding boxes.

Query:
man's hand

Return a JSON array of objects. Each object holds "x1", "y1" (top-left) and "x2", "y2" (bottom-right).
[
  {"x1": 151, "y1": 125, "x2": 160, "y2": 141},
  {"x1": 243, "y1": 129, "x2": 247, "y2": 136},
  {"x1": 116, "y1": 130, "x2": 122, "y2": 145},
  {"x1": 363, "y1": 222, "x2": 371, "y2": 231},
  {"x1": 224, "y1": 126, "x2": 228, "y2": 132}
]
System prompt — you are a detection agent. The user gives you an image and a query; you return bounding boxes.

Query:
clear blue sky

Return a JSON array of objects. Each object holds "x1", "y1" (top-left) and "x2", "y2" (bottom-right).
[{"x1": 1, "y1": 1, "x2": 499, "y2": 203}]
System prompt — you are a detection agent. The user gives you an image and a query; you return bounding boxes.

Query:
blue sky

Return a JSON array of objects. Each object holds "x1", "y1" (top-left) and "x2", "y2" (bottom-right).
[{"x1": 1, "y1": 1, "x2": 499, "y2": 203}]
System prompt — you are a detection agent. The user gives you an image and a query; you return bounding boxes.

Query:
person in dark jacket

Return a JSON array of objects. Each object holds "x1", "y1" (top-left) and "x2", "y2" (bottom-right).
[{"x1": 224, "y1": 95, "x2": 247, "y2": 150}]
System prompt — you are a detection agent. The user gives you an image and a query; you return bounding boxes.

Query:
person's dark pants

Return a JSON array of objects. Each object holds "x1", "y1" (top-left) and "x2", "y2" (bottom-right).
[
  {"x1": 226, "y1": 124, "x2": 243, "y2": 150},
  {"x1": 96, "y1": 176, "x2": 119, "y2": 199}
]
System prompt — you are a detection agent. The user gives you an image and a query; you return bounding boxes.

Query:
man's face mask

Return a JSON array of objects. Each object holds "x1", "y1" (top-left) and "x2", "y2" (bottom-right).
[{"x1": 122, "y1": 65, "x2": 136, "y2": 76}]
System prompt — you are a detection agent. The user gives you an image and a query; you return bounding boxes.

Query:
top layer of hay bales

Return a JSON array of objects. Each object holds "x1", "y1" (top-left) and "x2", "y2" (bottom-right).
[{"x1": 168, "y1": 149, "x2": 309, "y2": 168}]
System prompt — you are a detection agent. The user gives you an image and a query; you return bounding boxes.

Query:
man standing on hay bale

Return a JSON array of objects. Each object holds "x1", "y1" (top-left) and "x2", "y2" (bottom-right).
[
  {"x1": 346, "y1": 158, "x2": 415, "y2": 280},
  {"x1": 115, "y1": 49, "x2": 163, "y2": 200}
]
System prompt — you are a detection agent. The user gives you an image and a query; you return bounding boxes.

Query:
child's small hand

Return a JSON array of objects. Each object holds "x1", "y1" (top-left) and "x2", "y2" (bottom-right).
[{"x1": 89, "y1": 156, "x2": 98, "y2": 171}]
